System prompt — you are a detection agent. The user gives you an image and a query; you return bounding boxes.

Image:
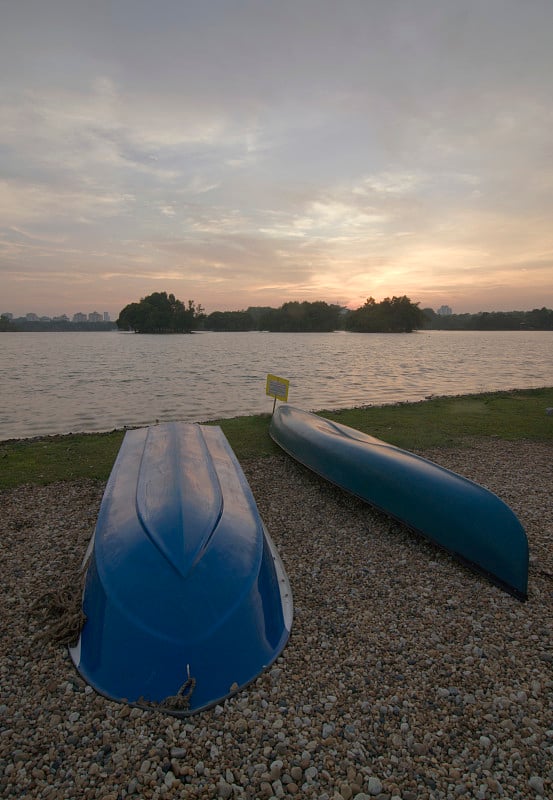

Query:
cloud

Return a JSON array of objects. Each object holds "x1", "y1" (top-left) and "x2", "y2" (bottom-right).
[{"x1": 1, "y1": 1, "x2": 553, "y2": 316}]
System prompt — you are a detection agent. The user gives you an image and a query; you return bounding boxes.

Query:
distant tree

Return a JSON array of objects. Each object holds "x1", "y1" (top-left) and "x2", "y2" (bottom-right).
[
  {"x1": 423, "y1": 307, "x2": 553, "y2": 331},
  {"x1": 526, "y1": 307, "x2": 553, "y2": 329},
  {"x1": 346, "y1": 296, "x2": 424, "y2": 333},
  {"x1": 303, "y1": 301, "x2": 342, "y2": 331},
  {"x1": 471, "y1": 311, "x2": 520, "y2": 330},
  {"x1": 205, "y1": 310, "x2": 255, "y2": 331},
  {"x1": 422, "y1": 308, "x2": 438, "y2": 327},
  {"x1": 259, "y1": 301, "x2": 342, "y2": 332},
  {"x1": 246, "y1": 306, "x2": 274, "y2": 325},
  {"x1": 258, "y1": 307, "x2": 282, "y2": 331},
  {"x1": 116, "y1": 292, "x2": 204, "y2": 333},
  {"x1": 0, "y1": 314, "x2": 16, "y2": 332}
]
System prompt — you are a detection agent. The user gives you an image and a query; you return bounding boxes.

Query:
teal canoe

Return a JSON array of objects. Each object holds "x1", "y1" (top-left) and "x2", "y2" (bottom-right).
[{"x1": 270, "y1": 405, "x2": 528, "y2": 600}]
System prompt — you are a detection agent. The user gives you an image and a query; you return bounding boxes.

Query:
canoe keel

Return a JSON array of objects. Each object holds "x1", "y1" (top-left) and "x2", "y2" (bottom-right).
[
  {"x1": 270, "y1": 405, "x2": 529, "y2": 600},
  {"x1": 70, "y1": 423, "x2": 292, "y2": 715}
]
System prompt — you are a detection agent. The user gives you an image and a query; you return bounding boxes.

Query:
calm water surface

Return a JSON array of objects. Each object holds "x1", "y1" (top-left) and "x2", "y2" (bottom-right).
[{"x1": 1, "y1": 330, "x2": 552, "y2": 440}]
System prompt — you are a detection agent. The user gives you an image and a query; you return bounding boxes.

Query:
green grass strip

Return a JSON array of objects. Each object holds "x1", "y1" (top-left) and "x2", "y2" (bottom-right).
[{"x1": 1, "y1": 387, "x2": 552, "y2": 490}]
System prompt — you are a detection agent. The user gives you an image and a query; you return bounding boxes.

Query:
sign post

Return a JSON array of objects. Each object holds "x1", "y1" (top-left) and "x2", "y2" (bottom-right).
[{"x1": 266, "y1": 374, "x2": 290, "y2": 414}]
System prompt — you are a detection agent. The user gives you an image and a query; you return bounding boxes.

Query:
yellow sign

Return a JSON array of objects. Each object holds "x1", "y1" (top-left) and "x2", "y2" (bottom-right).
[{"x1": 266, "y1": 374, "x2": 289, "y2": 402}]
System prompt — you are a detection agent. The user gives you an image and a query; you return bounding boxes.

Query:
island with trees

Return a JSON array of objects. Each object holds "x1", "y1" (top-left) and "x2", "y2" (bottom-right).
[{"x1": 116, "y1": 292, "x2": 205, "y2": 333}]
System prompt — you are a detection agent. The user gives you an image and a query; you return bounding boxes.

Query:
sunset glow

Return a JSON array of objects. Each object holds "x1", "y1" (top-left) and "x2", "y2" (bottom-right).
[{"x1": 1, "y1": 1, "x2": 553, "y2": 318}]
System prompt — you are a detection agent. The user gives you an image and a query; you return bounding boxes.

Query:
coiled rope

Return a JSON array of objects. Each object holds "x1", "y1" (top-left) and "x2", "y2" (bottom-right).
[{"x1": 32, "y1": 560, "x2": 88, "y2": 646}]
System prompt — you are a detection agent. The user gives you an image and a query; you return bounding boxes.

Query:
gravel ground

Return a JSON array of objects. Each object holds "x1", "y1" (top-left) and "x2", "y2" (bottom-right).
[{"x1": 1, "y1": 439, "x2": 552, "y2": 800}]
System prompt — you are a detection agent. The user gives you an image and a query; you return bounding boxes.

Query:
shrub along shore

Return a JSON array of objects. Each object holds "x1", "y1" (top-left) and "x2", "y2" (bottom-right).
[{"x1": 1, "y1": 387, "x2": 552, "y2": 491}]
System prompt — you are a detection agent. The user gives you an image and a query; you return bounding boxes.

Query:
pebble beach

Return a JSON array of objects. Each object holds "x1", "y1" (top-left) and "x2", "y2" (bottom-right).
[{"x1": 1, "y1": 440, "x2": 552, "y2": 800}]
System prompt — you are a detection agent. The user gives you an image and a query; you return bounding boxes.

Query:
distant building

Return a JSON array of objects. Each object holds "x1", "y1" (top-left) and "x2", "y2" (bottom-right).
[
  {"x1": 26, "y1": 312, "x2": 39, "y2": 321},
  {"x1": 53, "y1": 314, "x2": 70, "y2": 322},
  {"x1": 103, "y1": 311, "x2": 110, "y2": 322},
  {"x1": 437, "y1": 305, "x2": 453, "y2": 316},
  {"x1": 1, "y1": 312, "x2": 13, "y2": 320},
  {"x1": 39, "y1": 316, "x2": 52, "y2": 322},
  {"x1": 73, "y1": 312, "x2": 87, "y2": 322},
  {"x1": 88, "y1": 311, "x2": 102, "y2": 322}
]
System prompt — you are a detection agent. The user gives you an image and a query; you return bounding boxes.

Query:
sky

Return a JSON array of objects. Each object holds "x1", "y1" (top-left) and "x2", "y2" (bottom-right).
[{"x1": 1, "y1": 0, "x2": 553, "y2": 319}]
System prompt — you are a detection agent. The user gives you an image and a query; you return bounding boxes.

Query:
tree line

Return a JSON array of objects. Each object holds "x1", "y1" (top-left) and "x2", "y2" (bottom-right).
[
  {"x1": 115, "y1": 293, "x2": 425, "y2": 333},
  {"x1": 4, "y1": 293, "x2": 552, "y2": 334},
  {"x1": 422, "y1": 307, "x2": 553, "y2": 331},
  {"x1": 203, "y1": 299, "x2": 553, "y2": 333},
  {"x1": 115, "y1": 293, "x2": 553, "y2": 333},
  {"x1": 209, "y1": 296, "x2": 423, "y2": 333}
]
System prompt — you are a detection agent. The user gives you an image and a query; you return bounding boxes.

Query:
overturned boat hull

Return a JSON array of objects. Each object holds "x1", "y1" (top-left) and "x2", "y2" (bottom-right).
[
  {"x1": 270, "y1": 405, "x2": 528, "y2": 599},
  {"x1": 70, "y1": 422, "x2": 292, "y2": 714}
]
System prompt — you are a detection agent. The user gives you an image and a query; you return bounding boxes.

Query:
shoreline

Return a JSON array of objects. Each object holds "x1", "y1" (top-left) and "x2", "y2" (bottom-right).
[{"x1": 2, "y1": 384, "x2": 553, "y2": 447}]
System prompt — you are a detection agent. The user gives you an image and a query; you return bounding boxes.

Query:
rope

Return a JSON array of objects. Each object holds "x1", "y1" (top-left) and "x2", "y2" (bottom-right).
[
  {"x1": 137, "y1": 664, "x2": 197, "y2": 715},
  {"x1": 33, "y1": 557, "x2": 197, "y2": 714},
  {"x1": 159, "y1": 673, "x2": 197, "y2": 712},
  {"x1": 32, "y1": 559, "x2": 88, "y2": 646},
  {"x1": 32, "y1": 585, "x2": 86, "y2": 646}
]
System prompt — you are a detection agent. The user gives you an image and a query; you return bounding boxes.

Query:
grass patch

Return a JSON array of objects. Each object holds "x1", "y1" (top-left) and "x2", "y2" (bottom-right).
[
  {"x1": 1, "y1": 387, "x2": 551, "y2": 490},
  {"x1": 320, "y1": 387, "x2": 553, "y2": 450},
  {"x1": 0, "y1": 431, "x2": 125, "y2": 491},
  {"x1": 214, "y1": 413, "x2": 280, "y2": 458}
]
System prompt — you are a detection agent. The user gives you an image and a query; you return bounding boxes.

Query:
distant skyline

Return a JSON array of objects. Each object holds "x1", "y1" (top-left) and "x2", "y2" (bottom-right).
[
  {"x1": 2, "y1": 1, "x2": 553, "y2": 318},
  {"x1": 2, "y1": 310, "x2": 111, "y2": 320}
]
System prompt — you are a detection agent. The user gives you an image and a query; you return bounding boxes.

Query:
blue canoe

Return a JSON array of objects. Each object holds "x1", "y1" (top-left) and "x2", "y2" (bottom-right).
[
  {"x1": 70, "y1": 422, "x2": 292, "y2": 715},
  {"x1": 270, "y1": 405, "x2": 528, "y2": 600}
]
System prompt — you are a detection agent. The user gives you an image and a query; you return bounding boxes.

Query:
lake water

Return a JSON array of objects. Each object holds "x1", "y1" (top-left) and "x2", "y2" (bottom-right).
[{"x1": 1, "y1": 330, "x2": 552, "y2": 441}]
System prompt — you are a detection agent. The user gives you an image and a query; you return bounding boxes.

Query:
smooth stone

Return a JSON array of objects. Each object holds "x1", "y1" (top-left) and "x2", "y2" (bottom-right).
[
  {"x1": 322, "y1": 722, "x2": 335, "y2": 739},
  {"x1": 529, "y1": 775, "x2": 545, "y2": 794},
  {"x1": 367, "y1": 776, "x2": 383, "y2": 795}
]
